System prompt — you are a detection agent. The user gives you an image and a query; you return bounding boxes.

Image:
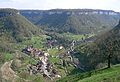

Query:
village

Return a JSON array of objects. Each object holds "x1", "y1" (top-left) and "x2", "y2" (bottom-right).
[
  {"x1": 21, "y1": 39, "x2": 77, "y2": 80},
  {"x1": 22, "y1": 45, "x2": 61, "y2": 80}
]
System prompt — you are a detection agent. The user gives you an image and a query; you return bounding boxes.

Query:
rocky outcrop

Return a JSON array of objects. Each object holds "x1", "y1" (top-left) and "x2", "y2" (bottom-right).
[
  {"x1": 0, "y1": 60, "x2": 17, "y2": 81},
  {"x1": 0, "y1": 60, "x2": 31, "y2": 82},
  {"x1": 21, "y1": 9, "x2": 120, "y2": 16}
]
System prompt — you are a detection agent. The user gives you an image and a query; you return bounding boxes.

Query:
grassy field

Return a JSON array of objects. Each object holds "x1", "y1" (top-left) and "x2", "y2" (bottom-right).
[
  {"x1": 20, "y1": 35, "x2": 48, "y2": 49},
  {"x1": 57, "y1": 64, "x2": 120, "y2": 82},
  {"x1": 61, "y1": 33, "x2": 95, "y2": 41},
  {"x1": 79, "y1": 65, "x2": 120, "y2": 82}
]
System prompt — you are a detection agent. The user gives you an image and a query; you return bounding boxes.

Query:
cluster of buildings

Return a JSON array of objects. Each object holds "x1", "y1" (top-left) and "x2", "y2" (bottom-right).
[{"x1": 22, "y1": 45, "x2": 61, "y2": 79}]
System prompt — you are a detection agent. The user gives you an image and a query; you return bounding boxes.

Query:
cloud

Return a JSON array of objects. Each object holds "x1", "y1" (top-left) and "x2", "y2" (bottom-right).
[
  {"x1": 0, "y1": 0, "x2": 11, "y2": 2},
  {"x1": 0, "y1": 0, "x2": 120, "y2": 11}
]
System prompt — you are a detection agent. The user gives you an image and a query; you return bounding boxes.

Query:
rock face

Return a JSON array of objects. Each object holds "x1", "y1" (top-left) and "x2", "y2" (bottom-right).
[
  {"x1": 0, "y1": 60, "x2": 17, "y2": 81},
  {"x1": 21, "y1": 9, "x2": 120, "y2": 16}
]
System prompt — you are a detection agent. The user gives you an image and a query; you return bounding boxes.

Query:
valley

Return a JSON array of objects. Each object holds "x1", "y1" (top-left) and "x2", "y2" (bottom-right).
[{"x1": 0, "y1": 8, "x2": 120, "y2": 82}]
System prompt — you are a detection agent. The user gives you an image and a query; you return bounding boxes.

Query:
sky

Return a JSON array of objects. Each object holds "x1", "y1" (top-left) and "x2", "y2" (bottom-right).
[{"x1": 0, "y1": 0, "x2": 120, "y2": 11}]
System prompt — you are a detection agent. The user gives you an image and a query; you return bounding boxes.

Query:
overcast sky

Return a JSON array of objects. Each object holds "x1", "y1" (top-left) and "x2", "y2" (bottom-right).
[{"x1": 0, "y1": 0, "x2": 120, "y2": 11}]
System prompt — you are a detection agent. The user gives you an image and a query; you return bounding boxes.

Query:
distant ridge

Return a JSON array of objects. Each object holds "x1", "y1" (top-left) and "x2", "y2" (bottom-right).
[
  {"x1": 21, "y1": 9, "x2": 120, "y2": 34},
  {"x1": 21, "y1": 9, "x2": 120, "y2": 16}
]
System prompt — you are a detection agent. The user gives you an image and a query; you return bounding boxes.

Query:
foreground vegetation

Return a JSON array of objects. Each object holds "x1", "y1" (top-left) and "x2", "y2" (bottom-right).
[{"x1": 57, "y1": 64, "x2": 120, "y2": 82}]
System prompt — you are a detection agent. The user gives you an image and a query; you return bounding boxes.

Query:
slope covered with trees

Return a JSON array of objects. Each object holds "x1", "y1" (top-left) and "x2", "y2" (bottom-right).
[
  {"x1": 74, "y1": 20, "x2": 120, "y2": 71},
  {"x1": 0, "y1": 8, "x2": 44, "y2": 52},
  {"x1": 0, "y1": 9, "x2": 43, "y2": 42},
  {"x1": 21, "y1": 9, "x2": 120, "y2": 34},
  {"x1": 57, "y1": 20, "x2": 120, "y2": 82}
]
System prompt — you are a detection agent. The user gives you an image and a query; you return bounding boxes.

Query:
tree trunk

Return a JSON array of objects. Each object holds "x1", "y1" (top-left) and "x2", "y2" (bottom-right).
[{"x1": 108, "y1": 54, "x2": 111, "y2": 68}]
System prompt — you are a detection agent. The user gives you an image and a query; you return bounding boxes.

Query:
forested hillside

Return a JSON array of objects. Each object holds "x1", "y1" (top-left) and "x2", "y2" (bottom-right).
[
  {"x1": 0, "y1": 8, "x2": 44, "y2": 52},
  {"x1": 57, "y1": 18, "x2": 120, "y2": 82},
  {"x1": 74, "y1": 20, "x2": 120, "y2": 71},
  {"x1": 21, "y1": 9, "x2": 120, "y2": 34}
]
